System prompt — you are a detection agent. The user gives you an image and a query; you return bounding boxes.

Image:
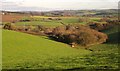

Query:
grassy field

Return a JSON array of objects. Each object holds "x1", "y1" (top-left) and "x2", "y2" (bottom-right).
[
  {"x1": 2, "y1": 28, "x2": 119, "y2": 69},
  {"x1": 2, "y1": 30, "x2": 90, "y2": 69},
  {"x1": 2, "y1": 15, "x2": 105, "y2": 28},
  {"x1": 2, "y1": 14, "x2": 119, "y2": 70},
  {"x1": 15, "y1": 16, "x2": 102, "y2": 27},
  {"x1": 15, "y1": 16, "x2": 81, "y2": 27}
]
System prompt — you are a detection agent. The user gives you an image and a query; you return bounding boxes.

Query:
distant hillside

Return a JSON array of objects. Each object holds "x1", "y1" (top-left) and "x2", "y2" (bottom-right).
[{"x1": 1, "y1": 9, "x2": 118, "y2": 17}]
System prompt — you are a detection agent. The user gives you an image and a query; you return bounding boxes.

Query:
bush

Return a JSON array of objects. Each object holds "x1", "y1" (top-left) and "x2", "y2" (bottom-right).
[
  {"x1": 44, "y1": 28, "x2": 53, "y2": 34},
  {"x1": 88, "y1": 21, "x2": 118, "y2": 31},
  {"x1": 3, "y1": 23, "x2": 16, "y2": 30},
  {"x1": 19, "y1": 19, "x2": 30, "y2": 22},
  {"x1": 88, "y1": 22, "x2": 104, "y2": 31},
  {"x1": 106, "y1": 19, "x2": 119, "y2": 25},
  {"x1": 51, "y1": 24, "x2": 108, "y2": 46},
  {"x1": 37, "y1": 25, "x2": 46, "y2": 31},
  {"x1": 78, "y1": 17, "x2": 89, "y2": 23},
  {"x1": 99, "y1": 18, "x2": 108, "y2": 22}
]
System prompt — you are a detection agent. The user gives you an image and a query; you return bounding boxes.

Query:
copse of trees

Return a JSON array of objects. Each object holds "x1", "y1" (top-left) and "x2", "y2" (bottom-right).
[
  {"x1": 51, "y1": 24, "x2": 108, "y2": 47},
  {"x1": 88, "y1": 19, "x2": 119, "y2": 32},
  {"x1": 106, "y1": 19, "x2": 119, "y2": 25},
  {"x1": 3, "y1": 23, "x2": 32, "y2": 31},
  {"x1": 99, "y1": 18, "x2": 119, "y2": 25},
  {"x1": 88, "y1": 22, "x2": 106, "y2": 31},
  {"x1": 52, "y1": 24, "x2": 107, "y2": 46}
]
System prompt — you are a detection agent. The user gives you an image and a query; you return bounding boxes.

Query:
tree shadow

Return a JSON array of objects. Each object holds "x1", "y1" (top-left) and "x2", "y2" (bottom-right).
[
  {"x1": 45, "y1": 35, "x2": 69, "y2": 44},
  {"x1": 105, "y1": 31, "x2": 120, "y2": 44}
]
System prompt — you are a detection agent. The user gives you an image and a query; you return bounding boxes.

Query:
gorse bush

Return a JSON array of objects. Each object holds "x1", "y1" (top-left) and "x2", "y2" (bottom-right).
[
  {"x1": 3, "y1": 23, "x2": 16, "y2": 30},
  {"x1": 51, "y1": 24, "x2": 108, "y2": 46}
]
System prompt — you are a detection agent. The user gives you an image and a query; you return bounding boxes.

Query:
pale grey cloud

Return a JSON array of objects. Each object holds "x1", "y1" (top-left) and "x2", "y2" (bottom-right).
[
  {"x1": 1, "y1": 2, "x2": 52, "y2": 11},
  {"x1": 1, "y1": 0, "x2": 119, "y2": 11}
]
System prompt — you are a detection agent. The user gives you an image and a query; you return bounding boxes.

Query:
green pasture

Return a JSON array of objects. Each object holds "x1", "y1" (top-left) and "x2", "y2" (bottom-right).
[
  {"x1": 15, "y1": 16, "x2": 88, "y2": 27},
  {"x1": 2, "y1": 27, "x2": 119, "y2": 69},
  {"x1": 2, "y1": 16, "x2": 119, "y2": 69},
  {"x1": 2, "y1": 16, "x2": 105, "y2": 27},
  {"x1": 2, "y1": 30, "x2": 90, "y2": 69}
]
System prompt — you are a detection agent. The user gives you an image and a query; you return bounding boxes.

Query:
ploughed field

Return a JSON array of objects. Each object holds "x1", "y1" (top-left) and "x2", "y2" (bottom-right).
[{"x1": 2, "y1": 15, "x2": 27, "y2": 22}]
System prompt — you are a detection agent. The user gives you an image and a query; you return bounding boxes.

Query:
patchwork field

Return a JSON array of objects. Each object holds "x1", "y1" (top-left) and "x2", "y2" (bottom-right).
[
  {"x1": 17, "y1": 17, "x2": 102, "y2": 26},
  {"x1": 2, "y1": 15, "x2": 103, "y2": 27},
  {"x1": 2, "y1": 10, "x2": 119, "y2": 70}
]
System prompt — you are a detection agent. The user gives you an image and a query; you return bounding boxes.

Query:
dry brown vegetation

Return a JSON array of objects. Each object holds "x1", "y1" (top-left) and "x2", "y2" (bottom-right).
[
  {"x1": 3, "y1": 23, "x2": 47, "y2": 36},
  {"x1": 3, "y1": 23, "x2": 108, "y2": 47},
  {"x1": 51, "y1": 24, "x2": 108, "y2": 46}
]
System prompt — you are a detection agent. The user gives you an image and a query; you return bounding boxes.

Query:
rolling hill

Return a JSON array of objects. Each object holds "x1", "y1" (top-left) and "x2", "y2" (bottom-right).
[
  {"x1": 2, "y1": 30, "x2": 90, "y2": 69},
  {"x1": 2, "y1": 24, "x2": 119, "y2": 69}
]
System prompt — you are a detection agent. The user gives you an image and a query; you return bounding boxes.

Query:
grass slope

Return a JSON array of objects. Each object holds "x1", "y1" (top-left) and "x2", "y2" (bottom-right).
[
  {"x1": 2, "y1": 25, "x2": 119, "y2": 69},
  {"x1": 2, "y1": 30, "x2": 90, "y2": 69},
  {"x1": 87, "y1": 25, "x2": 119, "y2": 69}
]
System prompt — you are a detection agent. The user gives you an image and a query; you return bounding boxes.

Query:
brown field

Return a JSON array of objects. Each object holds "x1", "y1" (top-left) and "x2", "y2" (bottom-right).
[{"x1": 2, "y1": 14, "x2": 26, "y2": 22}]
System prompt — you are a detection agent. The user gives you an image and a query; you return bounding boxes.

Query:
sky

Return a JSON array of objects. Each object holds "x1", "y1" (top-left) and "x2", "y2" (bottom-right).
[{"x1": 0, "y1": 0, "x2": 119, "y2": 11}]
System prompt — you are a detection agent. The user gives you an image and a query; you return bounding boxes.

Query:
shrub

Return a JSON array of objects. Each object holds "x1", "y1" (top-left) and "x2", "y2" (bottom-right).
[
  {"x1": 88, "y1": 21, "x2": 118, "y2": 31},
  {"x1": 106, "y1": 19, "x2": 119, "y2": 25},
  {"x1": 24, "y1": 25, "x2": 33, "y2": 31},
  {"x1": 3, "y1": 23, "x2": 16, "y2": 30},
  {"x1": 99, "y1": 18, "x2": 108, "y2": 22},
  {"x1": 51, "y1": 24, "x2": 108, "y2": 46},
  {"x1": 44, "y1": 28, "x2": 53, "y2": 34},
  {"x1": 77, "y1": 32, "x2": 98, "y2": 46},
  {"x1": 48, "y1": 18, "x2": 53, "y2": 20},
  {"x1": 17, "y1": 26, "x2": 25, "y2": 31},
  {"x1": 88, "y1": 22, "x2": 104, "y2": 31},
  {"x1": 78, "y1": 17, "x2": 89, "y2": 23},
  {"x1": 37, "y1": 25, "x2": 46, "y2": 31}
]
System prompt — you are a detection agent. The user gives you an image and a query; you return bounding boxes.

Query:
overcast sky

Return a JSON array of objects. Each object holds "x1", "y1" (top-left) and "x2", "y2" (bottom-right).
[{"x1": 1, "y1": 0, "x2": 119, "y2": 11}]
